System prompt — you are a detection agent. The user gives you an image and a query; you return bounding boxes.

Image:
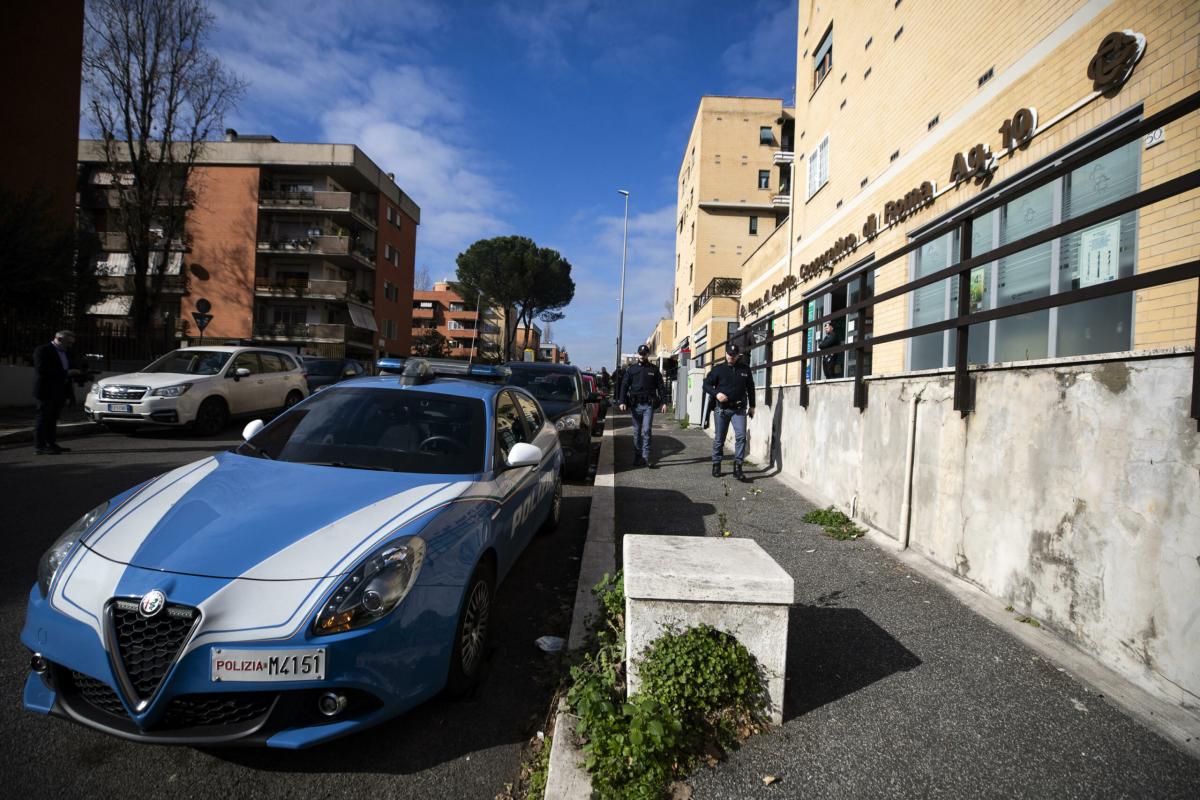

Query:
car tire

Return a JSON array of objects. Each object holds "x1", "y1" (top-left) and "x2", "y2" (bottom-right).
[
  {"x1": 539, "y1": 473, "x2": 562, "y2": 535},
  {"x1": 192, "y1": 396, "x2": 229, "y2": 436},
  {"x1": 446, "y1": 560, "x2": 495, "y2": 697},
  {"x1": 284, "y1": 390, "x2": 303, "y2": 410}
]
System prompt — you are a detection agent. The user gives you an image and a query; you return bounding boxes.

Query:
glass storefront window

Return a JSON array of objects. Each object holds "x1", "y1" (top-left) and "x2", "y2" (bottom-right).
[
  {"x1": 1057, "y1": 140, "x2": 1138, "y2": 357},
  {"x1": 906, "y1": 136, "x2": 1137, "y2": 370},
  {"x1": 750, "y1": 320, "x2": 772, "y2": 388}
]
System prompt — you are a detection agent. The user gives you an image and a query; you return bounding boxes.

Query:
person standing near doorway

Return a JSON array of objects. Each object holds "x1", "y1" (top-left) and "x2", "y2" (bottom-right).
[
  {"x1": 32, "y1": 330, "x2": 81, "y2": 455},
  {"x1": 704, "y1": 342, "x2": 756, "y2": 480},
  {"x1": 819, "y1": 321, "x2": 841, "y2": 379},
  {"x1": 618, "y1": 345, "x2": 666, "y2": 467}
]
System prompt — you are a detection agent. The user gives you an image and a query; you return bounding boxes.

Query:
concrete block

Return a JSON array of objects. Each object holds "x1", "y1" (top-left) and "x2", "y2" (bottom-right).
[{"x1": 624, "y1": 535, "x2": 794, "y2": 723}]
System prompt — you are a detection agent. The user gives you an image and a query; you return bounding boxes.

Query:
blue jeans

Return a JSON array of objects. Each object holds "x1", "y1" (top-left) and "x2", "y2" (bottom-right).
[
  {"x1": 631, "y1": 403, "x2": 654, "y2": 460},
  {"x1": 712, "y1": 407, "x2": 747, "y2": 464}
]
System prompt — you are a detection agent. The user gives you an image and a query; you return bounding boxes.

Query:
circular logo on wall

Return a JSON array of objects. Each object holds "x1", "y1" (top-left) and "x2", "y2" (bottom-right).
[
  {"x1": 139, "y1": 590, "x2": 166, "y2": 618},
  {"x1": 1087, "y1": 30, "x2": 1146, "y2": 93}
]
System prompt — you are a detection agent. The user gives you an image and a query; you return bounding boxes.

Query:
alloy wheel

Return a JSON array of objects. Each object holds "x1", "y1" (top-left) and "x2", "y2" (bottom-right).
[{"x1": 459, "y1": 580, "x2": 491, "y2": 675}]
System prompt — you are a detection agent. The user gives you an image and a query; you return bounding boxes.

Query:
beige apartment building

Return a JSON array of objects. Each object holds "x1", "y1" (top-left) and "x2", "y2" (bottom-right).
[
  {"x1": 672, "y1": 97, "x2": 795, "y2": 379},
  {"x1": 690, "y1": 0, "x2": 1198, "y2": 726},
  {"x1": 79, "y1": 133, "x2": 419, "y2": 360}
]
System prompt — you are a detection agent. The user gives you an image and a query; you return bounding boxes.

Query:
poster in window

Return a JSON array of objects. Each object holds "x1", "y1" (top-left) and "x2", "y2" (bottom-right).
[
  {"x1": 968, "y1": 267, "x2": 986, "y2": 313},
  {"x1": 1078, "y1": 220, "x2": 1121, "y2": 287}
]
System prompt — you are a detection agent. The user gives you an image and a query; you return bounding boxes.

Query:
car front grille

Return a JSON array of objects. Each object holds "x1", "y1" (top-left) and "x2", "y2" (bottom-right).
[
  {"x1": 101, "y1": 385, "x2": 147, "y2": 401},
  {"x1": 108, "y1": 599, "x2": 198, "y2": 701},
  {"x1": 70, "y1": 670, "x2": 126, "y2": 718},
  {"x1": 162, "y1": 694, "x2": 274, "y2": 729}
]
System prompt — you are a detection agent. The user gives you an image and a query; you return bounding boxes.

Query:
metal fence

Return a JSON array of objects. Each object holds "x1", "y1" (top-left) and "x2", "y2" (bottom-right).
[
  {"x1": 691, "y1": 89, "x2": 1200, "y2": 429},
  {"x1": 0, "y1": 313, "x2": 180, "y2": 373}
]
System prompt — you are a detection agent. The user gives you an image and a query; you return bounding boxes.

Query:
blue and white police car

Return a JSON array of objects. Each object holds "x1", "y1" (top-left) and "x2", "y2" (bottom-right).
[{"x1": 21, "y1": 360, "x2": 564, "y2": 747}]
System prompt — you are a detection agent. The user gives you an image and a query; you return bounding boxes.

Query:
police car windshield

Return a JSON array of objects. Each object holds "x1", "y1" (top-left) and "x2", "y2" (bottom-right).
[
  {"x1": 143, "y1": 350, "x2": 232, "y2": 375},
  {"x1": 236, "y1": 387, "x2": 486, "y2": 474},
  {"x1": 506, "y1": 367, "x2": 581, "y2": 403}
]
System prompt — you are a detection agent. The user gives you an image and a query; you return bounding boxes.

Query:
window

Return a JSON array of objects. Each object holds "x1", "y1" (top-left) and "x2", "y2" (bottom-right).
[
  {"x1": 727, "y1": 321, "x2": 739, "y2": 342},
  {"x1": 759, "y1": 126, "x2": 773, "y2": 145},
  {"x1": 806, "y1": 135, "x2": 829, "y2": 199},
  {"x1": 254, "y1": 352, "x2": 279, "y2": 373},
  {"x1": 231, "y1": 352, "x2": 261, "y2": 376},
  {"x1": 514, "y1": 392, "x2": 544, "y2": 433},
  {"x1": 749, "y1": 216, "x2": 759, "y2": 235},
  {"x1": 749, "y1": 320, "x2": 772, "y2": 388},
  {"x1": 813, "y1": 26, "x2": 833, "y2": 89},
  {"x1": 758, "y1": 170, "x2": 770, "y2": 190},
  {"x1": 448, "y1": 302, "x2": 465, "y2": 311},
  {"x1": 906, "y1": 138, "x2": 1139, "y2": 370}
]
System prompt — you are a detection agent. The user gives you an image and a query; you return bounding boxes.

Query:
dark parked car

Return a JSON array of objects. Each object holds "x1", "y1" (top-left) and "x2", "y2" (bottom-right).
[
  {"x1": 506, "y1": 362, "x2": 597, "y2": 478},
  {"x1": 303, "y1": 357, "x2": 366, "y2": 392},
  {"x1": 581, "y1": 372, "x2": 603, "y2": 433}
]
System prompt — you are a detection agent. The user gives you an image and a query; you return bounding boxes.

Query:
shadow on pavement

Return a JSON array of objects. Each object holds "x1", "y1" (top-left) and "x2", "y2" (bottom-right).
[
  {"x1": 783, "y1": 604, "x2": 921, "y2": 721},
  {"x1": 615, "y1": 487, "x2": 716, "y2": 537}
]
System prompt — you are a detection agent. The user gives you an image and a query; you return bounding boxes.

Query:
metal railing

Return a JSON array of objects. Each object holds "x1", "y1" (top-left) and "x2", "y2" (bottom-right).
[
  {"x1": 690, "y1": 90, "x2": 1200, "y2": 429},
  {"x1": 692, "y1": 277, "x2": 742, "y2": 315},
  {"x1": 258, "y1": 190, "x2": 376, "y2": 226},
  {"x1": 253, "y1": 277, "x2": 349, "y2": 298}
]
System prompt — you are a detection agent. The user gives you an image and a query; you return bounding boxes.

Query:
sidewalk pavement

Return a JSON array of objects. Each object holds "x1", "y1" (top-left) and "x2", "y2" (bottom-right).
[
  {"x1": 0, "y1": 405, "x2": 97, "y2": 444},
  {"x1": 612, "y1": 413, "x2": 1200, "y2": 799}
]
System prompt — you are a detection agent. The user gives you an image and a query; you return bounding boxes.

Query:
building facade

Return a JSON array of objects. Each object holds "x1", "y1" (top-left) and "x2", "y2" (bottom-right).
[
  {"x1": 713, "y1": 0, "x2": 1198, "y2": 714},
  {"x1": 672, "y1": 97, "x2": 795, "y2": 375},
  {"x1": 412, "y1": 281, "x2": 484, "y2": 359},
  {"x1": 78, "y1": 134, "x2": 419, "y2": 360}
]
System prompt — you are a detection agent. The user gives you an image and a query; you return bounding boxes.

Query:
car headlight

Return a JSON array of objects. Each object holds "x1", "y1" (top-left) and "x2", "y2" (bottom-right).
[
  {"x1": 313, "y1": 537, "x2": 426, "y2": 635},
  {"x1": 38, "y1": 500, "x2": 110, "y2": 596},
  {"x1": 555, "y1": 415, "x2": 579, "y2": 431},
  {"x1": 151, "y1": 383, "x2": 192, "y2": 397}
]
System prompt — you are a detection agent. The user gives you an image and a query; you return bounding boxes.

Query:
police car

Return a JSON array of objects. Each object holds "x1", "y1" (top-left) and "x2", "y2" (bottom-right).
[{"x1": 21, "y1": 360, "x2": 563, "y2": 747}]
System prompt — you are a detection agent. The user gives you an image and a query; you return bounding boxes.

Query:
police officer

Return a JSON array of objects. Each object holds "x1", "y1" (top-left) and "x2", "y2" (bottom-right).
[
  {"x1": 703, "y1": 342, "x2": 755, "y2": 480},
  {"x1": 618, "y1": 345, "x2": 666, "y2": 467}
]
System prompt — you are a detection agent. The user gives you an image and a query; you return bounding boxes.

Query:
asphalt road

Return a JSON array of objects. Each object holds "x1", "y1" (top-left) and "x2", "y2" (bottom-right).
[{"x1": 0, "y1": 423, "x2": 596, "y2": 799}]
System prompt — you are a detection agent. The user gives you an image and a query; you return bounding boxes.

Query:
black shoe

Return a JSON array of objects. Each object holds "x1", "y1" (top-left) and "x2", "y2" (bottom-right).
[
  {"x1": 712, "y1": 463, "x2": 721, "y2": 478},
  {"x1": 633, "y1": 454, "x2": 645, "y2": 466},
  {"x1": 646, "y1": 460, "x2": 656, "y2": 469},
  {"x1": 733, "y1": 462, "x2": 745, "y2": 480}
]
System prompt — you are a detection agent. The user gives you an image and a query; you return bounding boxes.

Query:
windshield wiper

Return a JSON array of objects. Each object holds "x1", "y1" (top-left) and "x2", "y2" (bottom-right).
[
  {"x1": 299, "y1": 461, "x2": 396, "y2": 472},
  {"x1": 237, "y1": 442, "x2": 273, "y2": 460}
]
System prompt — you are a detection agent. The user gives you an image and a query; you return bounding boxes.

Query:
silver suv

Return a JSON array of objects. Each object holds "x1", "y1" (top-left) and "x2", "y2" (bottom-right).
[{"x1": 85, "y1": 346, "x2": 309, "y2": 435}]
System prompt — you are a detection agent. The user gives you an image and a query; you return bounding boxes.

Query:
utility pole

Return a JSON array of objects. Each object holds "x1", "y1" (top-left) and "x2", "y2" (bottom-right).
[{"x1": 614, "y1": 189, "x2": 629, "y2": 368}]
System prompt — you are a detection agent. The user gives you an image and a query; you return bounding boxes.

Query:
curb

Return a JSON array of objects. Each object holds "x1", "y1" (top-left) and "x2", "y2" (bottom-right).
[
  {"x1": 0, "y1": 421, "x2": 103, "y2": 446},
  {"x1": 544, "y1": 423, "x2": 615, "y2": 800}
]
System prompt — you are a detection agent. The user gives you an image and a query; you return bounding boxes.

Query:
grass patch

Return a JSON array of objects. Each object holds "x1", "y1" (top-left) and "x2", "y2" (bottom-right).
[
  {"x1": 677, "y1": 415, "x2": 690, "y2": 429},
  {"x1": 802, "y1": 506, "x2": 865, "y2": 540}
]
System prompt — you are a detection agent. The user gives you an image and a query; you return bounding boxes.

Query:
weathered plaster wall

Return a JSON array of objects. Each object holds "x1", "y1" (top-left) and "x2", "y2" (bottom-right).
[{"x1": 742, "y1": 355, "x2": 1200, "y2": 711}]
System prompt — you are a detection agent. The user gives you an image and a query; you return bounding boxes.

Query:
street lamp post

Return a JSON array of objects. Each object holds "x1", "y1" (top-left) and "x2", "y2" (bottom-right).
[{"x1": 615, "y1": 189, "x2": 629, "y2": 368}]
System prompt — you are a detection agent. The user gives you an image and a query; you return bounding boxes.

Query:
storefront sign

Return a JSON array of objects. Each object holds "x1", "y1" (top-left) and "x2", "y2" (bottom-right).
[{"x1": 738, "y1": 30, "x2": 1146, "y2": 322}]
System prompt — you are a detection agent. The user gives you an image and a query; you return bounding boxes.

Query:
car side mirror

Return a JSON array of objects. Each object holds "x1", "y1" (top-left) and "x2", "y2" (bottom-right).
[
  {"x1": 505, "y1": 442, "x2": 542, "y2": 469},
  {"x1": 231, "y1": 367, "x2": 251, "y2": 380},
  {"x1": 242, "y1": 419, "x2": 265, "y2": 441},
  {"x1": 343, "y1": 367, "x2": 357, "y2": 377}
]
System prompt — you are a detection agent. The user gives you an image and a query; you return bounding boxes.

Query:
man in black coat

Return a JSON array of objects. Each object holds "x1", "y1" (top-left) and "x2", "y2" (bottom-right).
[
  {"x1": 32, "y1": 330, "x2": 81, "y2": 455},
  {"x1": 703, "y1": 342, "x2": 756, "y2": 480},
  {"x1": 618, "y1": 345, "x2": 666, "y2": 467}
]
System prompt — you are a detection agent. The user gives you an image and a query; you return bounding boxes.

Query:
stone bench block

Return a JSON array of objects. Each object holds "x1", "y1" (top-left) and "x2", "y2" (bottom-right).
[{"x1": 624, "y1": 535, "x2": 795, "y2": 723}]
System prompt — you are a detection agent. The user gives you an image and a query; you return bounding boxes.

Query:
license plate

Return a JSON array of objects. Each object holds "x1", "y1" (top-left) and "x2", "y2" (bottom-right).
[
  {"x1": 108, "y1": 404, "x2": 133, "y2": 413},
  {"x1": 211, "y1": 648, "x2": 326, "y2": 682}
]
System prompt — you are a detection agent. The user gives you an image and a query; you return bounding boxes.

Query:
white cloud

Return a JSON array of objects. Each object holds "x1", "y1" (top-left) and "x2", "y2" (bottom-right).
[
  {"x1": 720, "y1": 0, "x2": 797, "y2": 101},
  {"x1": 209, "y1": 0, "x2": 509, "y2": 269},
  {"x1": 495, "y1": 0, "x2": 593, "y2": 69}
]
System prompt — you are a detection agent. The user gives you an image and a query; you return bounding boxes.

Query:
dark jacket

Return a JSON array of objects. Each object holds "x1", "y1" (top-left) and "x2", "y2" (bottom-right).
[
  {"x1": 619, "y1": 361, "x2": 663, "y2": 406},
  {"x1": 33, "y1": 342, "x2": 73, "y2": 401},
  {"x1": 703, "y1": 360, "x2": 756, "y2": 410}
]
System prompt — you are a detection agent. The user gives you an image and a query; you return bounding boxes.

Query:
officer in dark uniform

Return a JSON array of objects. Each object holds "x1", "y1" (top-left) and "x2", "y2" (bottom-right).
[
  {"x1": 618, "y1": 344, "x2": 666, "y2": 467},
  {"x1": 703, "y1": 342, "x2": 756, "y2": 480}
]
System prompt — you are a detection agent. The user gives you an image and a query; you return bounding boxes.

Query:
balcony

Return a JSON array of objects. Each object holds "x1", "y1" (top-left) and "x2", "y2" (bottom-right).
[
  {"x1": 412, "y1": 307, "x2": 436, "y2": 320},
  {"x1": 771, "y1": 192, "x2": 791, "y2": 208},
  {"x1": 254, "y1": 277, "x2": 349, "y2": 301},
  {"x1": 100, "y1": 231, "x2": 188, "y2": 251},
  {"x1": 772, "y1": 149, "x2": 794, "y2": 165},
  {"x1": 253, "y1": 322, "x2": 374, "y2": 348},
  {"x1": 98, "y1": 274, "x2": 186, "y2": 294},
  {"x1": 692, "y1": 277, "x2": 742, "y2": 315},
  {"x1": 256, "y1": 235, "x2": 375, "y2": 269},
  {"x1": 258, "y1": 190, "x2": 377, "y2": 230}
]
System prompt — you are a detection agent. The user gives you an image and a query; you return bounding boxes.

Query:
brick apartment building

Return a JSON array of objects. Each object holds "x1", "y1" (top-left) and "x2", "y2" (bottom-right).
[
  {"x1": 412, "y1": 281, "x2": 515, "y2": 361},
  {"x1": 79, "y1": 133, "x2": 419, "y2": 360}
]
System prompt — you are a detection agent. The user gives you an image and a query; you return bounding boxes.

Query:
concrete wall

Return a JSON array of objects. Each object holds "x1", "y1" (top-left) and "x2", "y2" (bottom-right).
[{"x1": 742, "y1": 353, "x2": 1200, "y2": 711}]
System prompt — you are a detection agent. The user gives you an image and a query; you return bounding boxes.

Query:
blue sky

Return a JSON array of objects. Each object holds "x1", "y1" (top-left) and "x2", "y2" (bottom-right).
[{"x1": 209, "y1": 0, "x2": 797, "y2": 370}]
